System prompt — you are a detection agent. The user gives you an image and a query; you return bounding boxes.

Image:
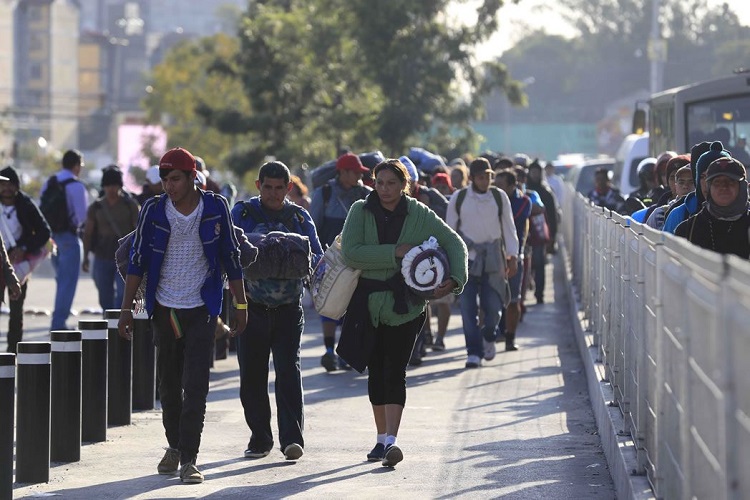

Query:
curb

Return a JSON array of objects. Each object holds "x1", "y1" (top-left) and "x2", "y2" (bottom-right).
[{"x1": 558, "y1": 240, "x2": 655, "y2": 500}]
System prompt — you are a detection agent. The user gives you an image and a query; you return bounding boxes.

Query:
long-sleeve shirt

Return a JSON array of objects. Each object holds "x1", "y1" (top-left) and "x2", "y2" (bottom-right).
[
  {"x1": 40, "y1": 169, "x2": 89, "y2": 230},
  {"x1": 445, "y1": 186, "x2": 519, "y2": 261}
]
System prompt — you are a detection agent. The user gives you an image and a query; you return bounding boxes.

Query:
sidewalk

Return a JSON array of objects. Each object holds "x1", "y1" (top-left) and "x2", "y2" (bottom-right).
[{"x1": 8, "y1": 255, "x2": 615, "y2": 499}]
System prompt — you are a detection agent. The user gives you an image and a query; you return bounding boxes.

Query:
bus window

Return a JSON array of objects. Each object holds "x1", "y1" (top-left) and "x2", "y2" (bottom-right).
[{"x1": 686, "y1": 95, "x2": 750, "y2": 163}]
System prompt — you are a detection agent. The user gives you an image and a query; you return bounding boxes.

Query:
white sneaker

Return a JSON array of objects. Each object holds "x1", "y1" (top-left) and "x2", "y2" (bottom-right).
[
  {"x1": 465, "y1": 355, "x2": 482, "y2": 368},
  {"x1": 483, "y1": 340, "x2": 496, "y2": 361}
]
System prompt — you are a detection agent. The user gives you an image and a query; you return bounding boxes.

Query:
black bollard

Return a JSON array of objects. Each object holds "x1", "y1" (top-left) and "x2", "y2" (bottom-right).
[
  {"x1": 15, "y1": 342, "x2": 51, "y2": 484},
  {"x1": 50, "y1": 331, "x2": 82, "y2": 462},
  {"x1": 0, "y1": 353, "x2": 15, "y2": 500},
  {"x1": 132, "y1": 311, "x2": 155, "y2": 410},
  {"x1": 79, "y1": 319, "x2": 108, "y2": 443},
  {"x1": 105, "y1": 309, "x2": 131, "y2": 426}
]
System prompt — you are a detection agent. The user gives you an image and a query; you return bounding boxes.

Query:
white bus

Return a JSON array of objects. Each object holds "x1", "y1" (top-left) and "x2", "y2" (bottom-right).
[{"x1": 635, "y1": 70, "x2": 750, "y2": 162}]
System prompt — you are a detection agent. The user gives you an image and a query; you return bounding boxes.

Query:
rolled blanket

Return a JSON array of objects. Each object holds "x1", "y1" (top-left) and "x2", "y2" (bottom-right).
[
  {"x1": 401, "y1": 236, "x2": 450, "y2": 299},
  {"x1": 244, "y1": 231, "x2": 311, "y2": 281}
]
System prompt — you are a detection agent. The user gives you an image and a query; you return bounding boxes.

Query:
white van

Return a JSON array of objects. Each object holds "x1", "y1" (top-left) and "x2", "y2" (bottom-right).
[{"x1": 613, "y1": 133, "x2": 649, "y2": 197}]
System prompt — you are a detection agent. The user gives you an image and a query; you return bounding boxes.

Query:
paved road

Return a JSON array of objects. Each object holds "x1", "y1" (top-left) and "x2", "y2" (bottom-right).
[{"x1": 6, "y1": 255, "x2": 615, "y2": 499}]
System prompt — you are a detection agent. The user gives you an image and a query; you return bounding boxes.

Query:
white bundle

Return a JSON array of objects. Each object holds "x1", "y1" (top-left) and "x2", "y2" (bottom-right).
[{"x1": 401, "y1": 236, "x2": 450, "y2": 296}]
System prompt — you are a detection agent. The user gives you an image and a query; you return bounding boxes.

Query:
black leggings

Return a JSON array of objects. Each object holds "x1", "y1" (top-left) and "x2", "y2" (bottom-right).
[{"x1": 367, "y1": 313, "x2": 425, "y2": 406}]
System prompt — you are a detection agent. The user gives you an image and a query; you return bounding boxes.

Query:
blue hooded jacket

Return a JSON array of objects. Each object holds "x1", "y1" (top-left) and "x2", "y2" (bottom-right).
[{"x1": 127, "y1": 190, "x2": 243, "y2": 317}]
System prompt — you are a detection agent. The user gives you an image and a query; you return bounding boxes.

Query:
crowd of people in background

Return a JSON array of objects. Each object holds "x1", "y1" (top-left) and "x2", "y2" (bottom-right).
[
  {"x1": 13, "y1": 136, "x2": 746, "y2": 484},
  {"x1": 587, "y1": 139, "x2": 750, "y2": 258}
]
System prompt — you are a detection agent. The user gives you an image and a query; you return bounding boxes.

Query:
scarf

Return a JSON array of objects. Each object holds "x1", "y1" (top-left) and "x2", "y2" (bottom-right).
[{"x1": 706, "y1": 178, "x2": 749, "y2": 220}]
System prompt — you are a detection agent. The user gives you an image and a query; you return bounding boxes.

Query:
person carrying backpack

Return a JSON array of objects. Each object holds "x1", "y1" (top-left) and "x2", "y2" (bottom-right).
[
  {"x1": 446, "y1": 158, "x2": 519, "y2": 368},
  {"x1": 39, "y1": 149, "x2": 89, "y2": 330},
  {"x1": 232, "y1": 161, "x2": 324, "y2": 463},
  {"x1": 309, "y1": 153, "x2": 371, "y2": 372}
]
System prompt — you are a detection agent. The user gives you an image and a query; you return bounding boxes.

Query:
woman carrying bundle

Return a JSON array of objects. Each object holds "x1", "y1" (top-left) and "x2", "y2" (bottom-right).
[{"x1": 338, "y1": 159, "x2": 467, "y2": 467}]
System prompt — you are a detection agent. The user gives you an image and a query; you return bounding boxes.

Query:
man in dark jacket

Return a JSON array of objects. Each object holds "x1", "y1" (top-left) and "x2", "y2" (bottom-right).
[
  {"x1": 675, "y1": 157, "x2": 749, "y2": 258},
  {"x1": 0, "y1": 166, "x2": 51, "y2": 352}
]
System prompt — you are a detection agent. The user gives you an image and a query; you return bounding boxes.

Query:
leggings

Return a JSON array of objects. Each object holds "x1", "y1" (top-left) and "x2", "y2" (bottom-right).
[{"x1": 367, "y1": 313, "x2": 425, "y2": 406}]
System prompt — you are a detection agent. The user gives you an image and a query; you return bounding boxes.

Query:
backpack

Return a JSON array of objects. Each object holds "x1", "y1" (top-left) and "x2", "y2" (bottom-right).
[
  {"x1": 453, "y1": 186, "x2": 504, "y2": 234},
  {"x1": 238, "y1": 201, "x2": 304, "y2": 233},
  {"x1": 40, "y1": 176, "x2": 77, "y2": 233}
]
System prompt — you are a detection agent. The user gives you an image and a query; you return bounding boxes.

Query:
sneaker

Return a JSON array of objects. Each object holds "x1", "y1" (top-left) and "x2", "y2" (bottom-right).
[
  {"x1": 179, "y1": 461, "x2": 204, "y2": 484},
  {"x1": 244, "y1": 445, "x2": 271, "y2": 459},
  {"x1": 157, "y1": 447, "x2": 180, "y2": 474},
  {"x1": 432, "y1": 339, "x2": 445, "y2": 351},
  {"x1": 483, "y1": 339, "x2": 496, "y2": 361},
  {"x1": 283, "y1": 443, "x2": 304, "y2": 461},
  {"x1": 320, "y1": 351, "x2": 337, "y2": 372},
  {"x1": 367, "y1": 443, "x2": 385, "y2": 462},
  {"x1": 465, "y1": 355, "x2": 482, "y2": 369},
  {"x1": 381, "y1": 444, "x2": 403, "y2": 467}
]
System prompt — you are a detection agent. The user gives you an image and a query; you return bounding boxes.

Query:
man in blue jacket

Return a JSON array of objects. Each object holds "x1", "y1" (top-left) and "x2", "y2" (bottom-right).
[
  {"x1": 232, "y1": 161, "x2": 323, "y2": 462},
  {"x1": 117, "y1": 147, "x2": 248, "y2": 484}
]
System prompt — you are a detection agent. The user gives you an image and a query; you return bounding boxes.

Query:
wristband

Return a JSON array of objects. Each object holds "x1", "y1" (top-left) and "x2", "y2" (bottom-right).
[{"x1": 233, "y1": 302, "x2": 248, "y2": 310}]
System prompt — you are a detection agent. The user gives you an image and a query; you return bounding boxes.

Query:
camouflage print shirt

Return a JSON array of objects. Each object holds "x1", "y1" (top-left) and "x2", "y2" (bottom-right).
[{"x1": 231, "y1": 197, "x2": 323, "y2": 307}]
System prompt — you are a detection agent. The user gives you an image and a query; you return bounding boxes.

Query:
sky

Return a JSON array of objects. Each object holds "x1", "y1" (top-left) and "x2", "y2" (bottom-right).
[{"x1": 450, "y1": 0, "x2": 750, "y2": 61}]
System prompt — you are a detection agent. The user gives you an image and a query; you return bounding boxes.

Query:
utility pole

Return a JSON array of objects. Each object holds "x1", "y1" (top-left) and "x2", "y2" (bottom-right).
[{"x1": 648, "y1": 0, "x2": 666, "y2": 94}]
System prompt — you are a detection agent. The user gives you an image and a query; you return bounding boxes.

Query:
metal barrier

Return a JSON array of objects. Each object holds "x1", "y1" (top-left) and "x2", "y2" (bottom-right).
[{"x1": 562, "y1": 188, "x2": 750, "y2": 500}]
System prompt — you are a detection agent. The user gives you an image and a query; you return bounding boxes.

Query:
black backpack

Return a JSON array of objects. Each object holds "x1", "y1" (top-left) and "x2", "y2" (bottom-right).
[{"x1": 40, "y1": 176, "x2": 77, "y2": 233}]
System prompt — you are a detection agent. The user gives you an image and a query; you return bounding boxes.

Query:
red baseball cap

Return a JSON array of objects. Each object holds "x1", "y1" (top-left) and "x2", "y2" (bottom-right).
[
  {"x1": 159, "y1": 147, "x2": 196, "y2": 172},
  {"x1": 336, "y1": 153, "x2": 369, "y2": 173}
]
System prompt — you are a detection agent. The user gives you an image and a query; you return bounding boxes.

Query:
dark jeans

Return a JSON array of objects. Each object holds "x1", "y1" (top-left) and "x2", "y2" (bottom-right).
[
  {"x1": 531, "y1": 244, "x2": 546, "y2": 301},
  {"x1": 237, "y1": 301, "x2": 305, "y2": 452},
  {"x1": 152, "y1": 302, "x2": 216, "y2": 464},
  {"x1": 5, "y1": 282, "x2": 27, "y2": 353},
  {"x1": 368, "y1": 313, "x2": 425, "y2": 406}
]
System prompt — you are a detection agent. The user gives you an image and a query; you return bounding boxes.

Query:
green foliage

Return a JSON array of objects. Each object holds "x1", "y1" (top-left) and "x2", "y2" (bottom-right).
[
  {"x1": 141, "y1": 34, "x2": 250, "y2": 173},
  {"x1": 193, "y1": 0, "x2": 522, "y2": 173},
  {"x1": 498, "y1": 0, "x2": 749, "y2": 124}
]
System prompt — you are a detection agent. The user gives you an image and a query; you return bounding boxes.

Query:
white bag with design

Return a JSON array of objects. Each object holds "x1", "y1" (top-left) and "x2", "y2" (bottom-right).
[{"x1": 311, "y1": 234, "x2": 361, "y2": 319}]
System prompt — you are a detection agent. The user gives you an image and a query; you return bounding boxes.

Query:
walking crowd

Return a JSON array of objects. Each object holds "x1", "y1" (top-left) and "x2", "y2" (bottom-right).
[
  {"x1": 1, "y1": 144, "x2": 570, "y2": 484},
  {"x1": 587, "y1": 137, "x2": 750, "y2": 258}
]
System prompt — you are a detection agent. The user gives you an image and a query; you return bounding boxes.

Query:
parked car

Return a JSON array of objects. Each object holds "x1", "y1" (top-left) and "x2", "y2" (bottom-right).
[
  {"x1": 565, "y1": 158, "x2": 615, "y2": 196},
  {"x1": 612, "y1": 133, "x2": 648, "y2": 197}
]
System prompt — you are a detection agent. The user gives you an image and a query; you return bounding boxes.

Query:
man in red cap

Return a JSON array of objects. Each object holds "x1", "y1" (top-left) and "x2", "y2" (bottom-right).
[
  {"x1": 117, "y1": 147, "x2": 248, "y2": 484},
  {"x1": 310, "y1": 152, "x2": 371, "y2": 371}
]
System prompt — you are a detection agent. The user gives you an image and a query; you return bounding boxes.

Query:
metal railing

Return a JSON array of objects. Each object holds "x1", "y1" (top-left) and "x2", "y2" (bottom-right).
[{"x1": 562, "y1": 188, "x2": 750, "y2": 500}]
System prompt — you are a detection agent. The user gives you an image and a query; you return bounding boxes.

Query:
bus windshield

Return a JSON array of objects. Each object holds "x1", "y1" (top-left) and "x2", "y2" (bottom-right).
[{"x1": 687, "y1": 95, "x2": 750, "y2": 162}]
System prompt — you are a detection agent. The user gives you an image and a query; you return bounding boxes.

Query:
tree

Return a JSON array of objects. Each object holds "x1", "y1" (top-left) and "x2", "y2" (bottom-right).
[
  {"x1": 195, "y1": 0, "x2": 526, "y2": 173},
  {"x1": 496, "y1": 0, "x2": 749, "y2": 124},
  {"x1": 141, "y1": 34, "x2": 250, "y2": 173}
]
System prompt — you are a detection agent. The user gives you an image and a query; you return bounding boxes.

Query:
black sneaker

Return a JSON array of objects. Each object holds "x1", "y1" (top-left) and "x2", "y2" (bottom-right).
[
  {"x1": 367, "y1": 443, "x2": 385, "y2": 462},
  {"x1": 244, "y1": 444, "x2": 272, "y2": 458},
  {"x1": 431, "y1": 339, "x2": 445, "y2": 351},
  {"x1": 320, "y1": 351, "x2": 337, "y2": 372},
  {"x1": 381, "y1": 444, "x2": 403, "y2": 467},
  {"x1": 283, "y1": 443, "x2": 304, "y2": 461}
]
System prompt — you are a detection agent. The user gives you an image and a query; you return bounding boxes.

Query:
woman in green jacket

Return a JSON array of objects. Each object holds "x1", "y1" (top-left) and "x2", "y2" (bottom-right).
[{"x1": 339, "y1": 159, "x2": 468, "y2": 467}]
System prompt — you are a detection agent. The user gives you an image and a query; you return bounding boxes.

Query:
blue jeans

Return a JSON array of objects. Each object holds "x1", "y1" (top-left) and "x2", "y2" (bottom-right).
[
  {"x1": 237, "y1": 301, "x2": 305, "y2": 451},
  {"x1": 51, "y1": 232, "x2": 81, "y2": 330},
  {"x1": 460, "y1": 273, "x2": 503, "y2": 358},
  {"x1": 92, "y1": 257, "x2": 124, "y2": 311}
]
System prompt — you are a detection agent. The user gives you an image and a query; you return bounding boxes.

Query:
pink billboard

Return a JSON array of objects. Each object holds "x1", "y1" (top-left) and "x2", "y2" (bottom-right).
[{"x1": 117, "y1": 124, "x2": 167, "y2": 194}]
